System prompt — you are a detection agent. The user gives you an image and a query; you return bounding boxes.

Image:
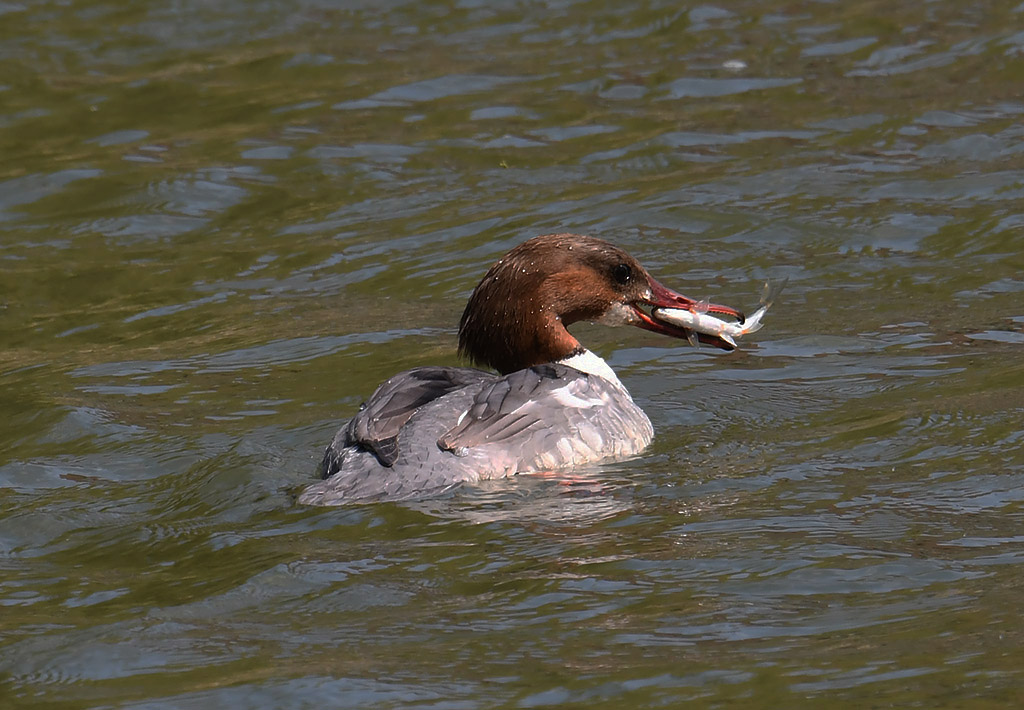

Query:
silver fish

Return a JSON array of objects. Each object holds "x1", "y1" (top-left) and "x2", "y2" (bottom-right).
[{"x1": 653, "y1": 278, "x2": 787, "y2": 348}]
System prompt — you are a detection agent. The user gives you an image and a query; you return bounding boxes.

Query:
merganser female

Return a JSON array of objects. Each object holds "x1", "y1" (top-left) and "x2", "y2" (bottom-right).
[{"x1": 299, "y1": 233, "x2": 743, "y2": 505}]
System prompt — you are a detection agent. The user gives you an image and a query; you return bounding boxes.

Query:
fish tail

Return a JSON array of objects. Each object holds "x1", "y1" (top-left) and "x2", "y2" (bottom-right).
[{"x1": 760, "y1": 276, "x2": 789, "y2": 308}]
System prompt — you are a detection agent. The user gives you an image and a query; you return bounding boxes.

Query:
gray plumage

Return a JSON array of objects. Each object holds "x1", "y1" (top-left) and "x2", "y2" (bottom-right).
[{"x1": 298, "y1": 364, "x2": 653, "y2": 506}]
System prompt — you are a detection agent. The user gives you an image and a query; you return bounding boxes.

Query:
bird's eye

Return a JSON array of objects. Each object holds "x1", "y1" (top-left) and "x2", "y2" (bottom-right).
[{"x1": 612, "y1": 263, "x2": 632, "y2": 285}]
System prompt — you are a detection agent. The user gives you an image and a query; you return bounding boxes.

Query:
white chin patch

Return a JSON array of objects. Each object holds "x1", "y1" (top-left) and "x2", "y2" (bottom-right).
[{"x1": 594, "y1": 302, "x2": 637, "y2": 327}]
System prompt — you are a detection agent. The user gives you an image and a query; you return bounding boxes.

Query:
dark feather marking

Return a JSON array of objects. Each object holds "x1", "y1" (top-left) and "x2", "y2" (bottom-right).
[{"x1": 322, "y1": 367, "x2": 492, "y2": 474}]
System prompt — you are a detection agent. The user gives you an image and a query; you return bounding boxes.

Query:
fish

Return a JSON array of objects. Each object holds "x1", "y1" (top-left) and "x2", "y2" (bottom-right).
[{"x1": 652, "y1": 278, "x2": 787, "y2": 349}]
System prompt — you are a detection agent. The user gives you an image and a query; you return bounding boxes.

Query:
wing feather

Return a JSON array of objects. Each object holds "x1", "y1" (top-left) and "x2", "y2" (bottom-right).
[
  {"x1": 437, "y1": 364, "x2": 605, "y2": 454},
  {"x1": 323, "y1": 367, "x2": 492, "y2": 472}
]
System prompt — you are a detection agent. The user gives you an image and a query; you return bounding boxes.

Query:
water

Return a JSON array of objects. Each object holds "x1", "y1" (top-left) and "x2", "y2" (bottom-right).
[{"x1": 2, "y1": 0, "x2": 1023, "y2": 707}]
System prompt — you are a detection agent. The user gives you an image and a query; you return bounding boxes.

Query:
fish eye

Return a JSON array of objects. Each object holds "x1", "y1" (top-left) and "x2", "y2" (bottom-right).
[{"x1": 612, "y1": 263, "x2": 632, "y2": 285}]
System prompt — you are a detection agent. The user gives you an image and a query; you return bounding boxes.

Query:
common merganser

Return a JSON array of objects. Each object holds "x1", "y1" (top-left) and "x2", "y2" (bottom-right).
[{"x1": 299, "y1": 233, "x2": 743, "y2": 506}]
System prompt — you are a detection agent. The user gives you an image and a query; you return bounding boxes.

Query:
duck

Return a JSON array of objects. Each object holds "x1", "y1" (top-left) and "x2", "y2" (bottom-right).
[{"x1": 298, "y1": 233, "x2": 742, "y2": 505}]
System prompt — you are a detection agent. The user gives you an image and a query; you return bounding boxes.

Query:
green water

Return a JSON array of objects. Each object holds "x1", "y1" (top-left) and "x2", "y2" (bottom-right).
[{"x1": 2, "y1": 1, "x2": 1023, "y2": 707}]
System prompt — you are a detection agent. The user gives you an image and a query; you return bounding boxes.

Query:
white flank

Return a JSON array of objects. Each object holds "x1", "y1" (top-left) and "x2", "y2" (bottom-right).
[{"x1": 550, "y1": 385, "x2": 602, "y2": 409}]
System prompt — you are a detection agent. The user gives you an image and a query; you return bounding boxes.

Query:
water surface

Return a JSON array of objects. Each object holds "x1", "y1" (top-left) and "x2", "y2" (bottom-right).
[{"x1": 2, "y1": 1, "x2": 1023, "y2": 707}]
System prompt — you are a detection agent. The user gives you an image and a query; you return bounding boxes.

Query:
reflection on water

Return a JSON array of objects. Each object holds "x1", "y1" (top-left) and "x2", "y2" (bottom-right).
[{"x1": 2, "y1": 0, "x2": 1023, "y2": 707}]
